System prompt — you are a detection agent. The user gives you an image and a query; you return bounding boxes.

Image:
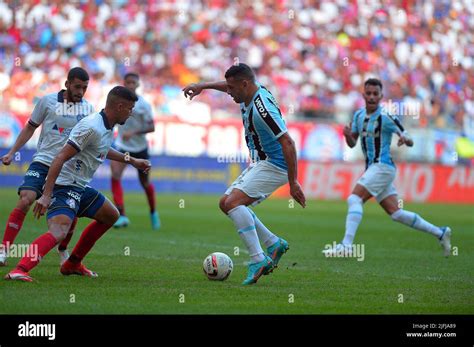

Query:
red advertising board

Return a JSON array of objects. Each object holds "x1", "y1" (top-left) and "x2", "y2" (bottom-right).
[{"x1": 274, "y1": 162, "x2": 474, "y2": 204}]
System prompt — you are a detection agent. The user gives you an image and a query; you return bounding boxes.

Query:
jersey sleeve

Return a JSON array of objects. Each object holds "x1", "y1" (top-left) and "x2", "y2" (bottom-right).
[
  {"x1": 67, "y1": 119, "x2": 97, "y2": 153},
  {"x1": 384, "y1": 114, "x2": 405, "y2": 135},
  {"x1": 142, "y1": 100, "x2": 154, "y2": 128},
  {"x1": 29, "y1": 96, "x2": 50, "y2": 128},
  {"x1": 253, "y1": 94, "x2": 287, "y2": 140},
  {"x1": 351, "y1": 110, "x2": 361, "y2": 134}
]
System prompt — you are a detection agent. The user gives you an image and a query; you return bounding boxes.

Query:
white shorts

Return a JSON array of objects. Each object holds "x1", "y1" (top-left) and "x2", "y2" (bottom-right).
[
  {"x1": 357, "y1": 163, "x2": 397, "y2": 203},
  {"x1": 225, "y1": 160, "x2": 288, "y2": 206}
]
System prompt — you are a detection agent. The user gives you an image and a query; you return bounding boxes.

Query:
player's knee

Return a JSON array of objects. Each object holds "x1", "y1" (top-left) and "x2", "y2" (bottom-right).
[
  {"x1": 218, "y1": 196, "x2": 228, "y2": 214},
  {"x1": 223, "y1": 199, "x2": 241, "y2": 214},
  {"x1": 100, "y1": 207, "x2": 120, "y2": 225},
  {"x1": 109, "y1": 206, "x2": 120, "y2": 224},
  {"x1": 103, "y1": 204, "x2": 120, "y2": 224},
  {"x1": 47, "y1": 220, "x2": 73, "y2": 241}
]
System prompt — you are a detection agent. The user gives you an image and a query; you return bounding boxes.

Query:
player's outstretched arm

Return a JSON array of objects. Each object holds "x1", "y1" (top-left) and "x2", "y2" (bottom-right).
[
  {"x1": 182, "y1": 81, "x2": 227, "y2": 99},
  {"x1": 33, "y1": 144, "x2": 79, "y2": 219},
  {"x1": 106, "y1": 148, "x2": 151, "y2": 173},
  {"x1": 1, "y1": 122, "x2": 37, "y2": 165},
  {"x1": 278, "y1": 132, "x2": 306, "y2": 208}
]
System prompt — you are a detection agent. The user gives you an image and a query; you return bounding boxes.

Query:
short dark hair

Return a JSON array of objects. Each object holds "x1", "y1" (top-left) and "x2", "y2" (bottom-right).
[
  {"x1": 67, "y1": 67, "x2": 89, "y2": 82},
  {"x1": 124, "y1": 72, "x2": 139, "y2": 80},
  {"x1": 364, "y1": 78, "x2": 383, "y2": 90},
  {"x1": 225, "y1": 63, "x2": 255, "y2": 81},
  {"x1": 107, "y1": 86, "x2": 138, "y2": 103}
]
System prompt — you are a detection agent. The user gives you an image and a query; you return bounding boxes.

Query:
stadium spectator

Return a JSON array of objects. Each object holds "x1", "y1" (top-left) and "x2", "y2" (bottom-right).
[{"x1": 0, "y1": 0, "x2": 473, "y2": 133}]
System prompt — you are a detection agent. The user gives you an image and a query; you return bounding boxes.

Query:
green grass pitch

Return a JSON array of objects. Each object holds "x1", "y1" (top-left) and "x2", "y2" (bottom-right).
[{"x1": 0, "y1": 187, "x2": 472, "y2": 314}]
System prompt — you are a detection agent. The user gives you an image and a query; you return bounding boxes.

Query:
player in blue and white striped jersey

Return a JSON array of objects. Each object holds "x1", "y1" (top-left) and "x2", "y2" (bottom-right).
[
  {"x1": 323, "y1": 78, "x2": 451, "y2": 258},
  {"x1": 183, "y1": 63, "x2": 306, "y2": 285}
]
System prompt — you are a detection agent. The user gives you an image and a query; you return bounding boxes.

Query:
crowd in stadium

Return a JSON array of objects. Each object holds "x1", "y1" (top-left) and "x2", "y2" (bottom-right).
[{"x1": 0, "y1": 0, "x2": 473, "y2": 132}]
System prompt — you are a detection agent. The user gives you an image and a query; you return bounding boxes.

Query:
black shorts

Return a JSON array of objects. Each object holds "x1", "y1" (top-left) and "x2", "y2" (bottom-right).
[{"x1": 115, "y1": 146, "x2": 150, "y2": 160}]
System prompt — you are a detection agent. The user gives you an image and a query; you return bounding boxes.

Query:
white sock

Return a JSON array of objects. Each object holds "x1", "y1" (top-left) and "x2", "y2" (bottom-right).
[
  {"x1": 227, "y1": 205, "x2": 265, "y2": 263},
  {"x1": 247, "y1": 207, "x2": 279, "y2": 248},
  {"x1": 342, "y1": 194, "x2": 363, "y2": 246},
  {"x1": 391, "y1": 209, "x2": 442, "y2": 238}
]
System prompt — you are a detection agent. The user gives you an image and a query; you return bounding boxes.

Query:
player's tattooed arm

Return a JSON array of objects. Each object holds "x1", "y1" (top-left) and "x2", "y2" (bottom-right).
[
  {"x1": 278, "y1": 133, "x2": 306, "y2": 208},
  {"x1": 106, "y1": 148, "x2": 151, "y2": 173},
  {"x1": 182, "y1": 81, "x2": 227, "y2": 99},
  {"x1": 1, "y1": 122, "x2": 37, "y2": 165},
  {"x1": 343, "y1": 124, "x2": 358, "y2": 148},
  {"x1": 33, "y1": 144, "x2": 79, "y2": 219}
]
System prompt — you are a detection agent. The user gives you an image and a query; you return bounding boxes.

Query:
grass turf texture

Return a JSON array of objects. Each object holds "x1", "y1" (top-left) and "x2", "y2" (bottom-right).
[{"x1": 0, "y1": 187, "x2": 472, "y2": 314}]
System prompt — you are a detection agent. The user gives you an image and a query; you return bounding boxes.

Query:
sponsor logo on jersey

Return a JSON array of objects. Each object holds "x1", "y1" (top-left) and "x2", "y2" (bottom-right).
[
  {"x1": 25, "y1": 170, "x2": 40, "y2": 178},
  {"x1": 67, "y1": 190, "x2": 81, "y2": 201},
  {"x1": 75, "y1": 129, "x2": 95, "y2": 147},
  {"x1": 254, "y1": 95, "x2": 268, "y2": 118}
]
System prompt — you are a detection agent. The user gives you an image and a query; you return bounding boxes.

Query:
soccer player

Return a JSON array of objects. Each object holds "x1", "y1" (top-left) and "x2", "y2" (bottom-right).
[
  {"x1": 183, "y1": 63, "x2": 306, "y2": 285},
  {"x1": 0, "y1": 67, "x2": 93, "y2": 266},
  {"x1": 322, "y1": 78, "x2": 452, "y2": 257},
  {"x1": 111, "y1": 73, "x2": 160, "y2": 229},
  {"x1": 5, "y1": 86, "x2": 149, "y2": 282}
]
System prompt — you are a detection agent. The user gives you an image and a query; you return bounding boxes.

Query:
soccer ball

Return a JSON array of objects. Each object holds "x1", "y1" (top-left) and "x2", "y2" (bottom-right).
[{"x1": 203, "y1": 252, "x2": 233, "y2": 281}]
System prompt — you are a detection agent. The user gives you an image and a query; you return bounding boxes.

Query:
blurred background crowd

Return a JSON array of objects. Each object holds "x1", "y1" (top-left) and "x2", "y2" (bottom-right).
[{"x1": 0, "y1": 0, "x2": 474, "y2": 163}]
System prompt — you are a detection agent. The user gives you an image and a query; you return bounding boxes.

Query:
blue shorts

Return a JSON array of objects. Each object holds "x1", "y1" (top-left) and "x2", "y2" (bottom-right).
[
  {"x1": 78, "y1": 186, "x2": 106, "y2": 219},
  {"x1": 18, "y1": 161, "x2": 49, "y2": 199},
  {"x1": 47, "y1": 185, "x2": 84, "y2": 221}
]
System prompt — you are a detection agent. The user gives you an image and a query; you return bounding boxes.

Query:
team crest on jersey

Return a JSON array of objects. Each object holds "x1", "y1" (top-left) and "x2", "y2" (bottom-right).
[
  {"x1": 52, "y1": 124, "x2": 65, "y2": 134},
  {"x1": 52, "y1": 124, "x2": 72, "y2": 137}
]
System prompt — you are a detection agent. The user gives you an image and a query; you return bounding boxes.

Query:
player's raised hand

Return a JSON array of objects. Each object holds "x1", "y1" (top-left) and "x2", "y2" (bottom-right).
[
  {"x1": 182, "y1": 83, "x2": 203, "y2": 100},
  {"x1": 343, "y1": 124, "x2": 352, "y2": 138},
  {"x1": 33, "y1": 195, "x2": 50, "y2": 219},
  {"x1": 397, "y1": 134, "x2": 414, "y2": 147},
  {"x1": 132, "y1": 158, "x2": 151, "y2": 174},
  {"x1": 290, "y1": 181, "x2": 306, "y2": 208},
  {"x1": 1, "y1": 152, "x2": 14, "y2": 165}
]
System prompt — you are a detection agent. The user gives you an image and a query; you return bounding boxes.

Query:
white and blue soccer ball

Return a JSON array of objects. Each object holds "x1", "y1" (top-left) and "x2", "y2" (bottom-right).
[{"x1": 203, "y1": 252, "x2": 233, "y2": 281}]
